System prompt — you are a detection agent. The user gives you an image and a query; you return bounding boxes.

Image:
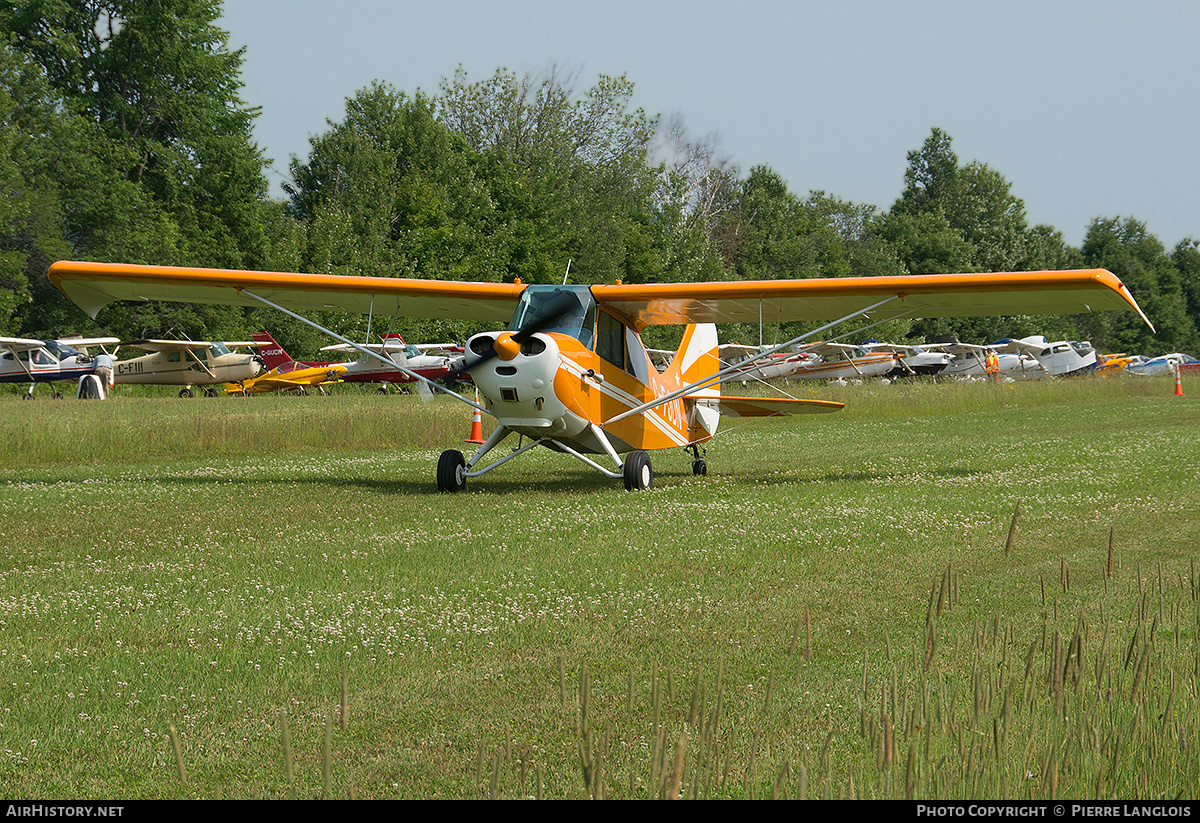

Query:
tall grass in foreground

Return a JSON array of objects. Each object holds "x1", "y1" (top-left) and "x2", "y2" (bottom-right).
[
  {"x1": 456, "y1": 554, "x2": 1199, "y2": 799},
  {"x1": 0, "y1": 376, "x2": 1195, "y2": 798},
  {"x1": 129, "y1": 559, "x2": 1200, "y2": 800}
]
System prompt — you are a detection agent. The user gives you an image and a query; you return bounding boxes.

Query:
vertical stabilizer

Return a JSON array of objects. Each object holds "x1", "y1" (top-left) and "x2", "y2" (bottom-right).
[
  {"x1": 251, "y1": 331, "x2": 293, "y2": 371},
  {"x1": 668, "y1": 324, "x2": 721, "y2": 442}
]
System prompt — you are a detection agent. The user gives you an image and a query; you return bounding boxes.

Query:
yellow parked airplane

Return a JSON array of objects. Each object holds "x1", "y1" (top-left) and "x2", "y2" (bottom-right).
[{"x1": 225, "y1": 331, "x2": 347, "y2": 395}]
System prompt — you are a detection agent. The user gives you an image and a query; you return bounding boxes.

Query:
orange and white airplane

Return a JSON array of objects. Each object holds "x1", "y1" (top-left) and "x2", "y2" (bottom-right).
[{"x1": 47, "y1": 262, "x2": 1152, "y2": 491}]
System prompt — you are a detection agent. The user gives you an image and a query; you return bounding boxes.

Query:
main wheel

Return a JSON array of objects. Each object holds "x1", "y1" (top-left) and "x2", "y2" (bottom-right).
[
  {"x1": 623, "y1": 450, "x2": 653, "y2": 491},
  {"x1": 437, "y1": 449, "x2": 467, "y2": 493},
  {"x1": 179, "y1": 388, "x2": 193, "y2": 398}
]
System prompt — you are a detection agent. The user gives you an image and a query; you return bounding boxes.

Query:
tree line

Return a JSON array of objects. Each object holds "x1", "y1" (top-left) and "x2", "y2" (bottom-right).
[{"x1": 2, "y1": 0, "x2": 1197, "y2": 357}]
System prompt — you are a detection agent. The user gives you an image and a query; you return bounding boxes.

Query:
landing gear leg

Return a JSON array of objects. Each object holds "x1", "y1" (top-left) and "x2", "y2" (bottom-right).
[{"x1": 688, "y1": 444, "x2": 707, "y2": 476}]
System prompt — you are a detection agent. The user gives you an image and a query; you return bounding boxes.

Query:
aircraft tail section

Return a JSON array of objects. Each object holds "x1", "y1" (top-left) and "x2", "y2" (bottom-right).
[
  {"x1": 251, "y1": 331, "x2": 294, "y2": 371},
  {"x1": 668, "y1": 324, "x2": 721, "y2": 443}
]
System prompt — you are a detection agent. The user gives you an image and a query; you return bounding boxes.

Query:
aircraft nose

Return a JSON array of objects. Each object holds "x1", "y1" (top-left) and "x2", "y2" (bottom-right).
[{"x1": 493, "y1": 332, "x2": 521, "y2": 361}]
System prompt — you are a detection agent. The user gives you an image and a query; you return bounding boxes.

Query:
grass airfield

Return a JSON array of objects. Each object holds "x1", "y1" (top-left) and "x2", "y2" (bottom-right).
[{"x1": 0, "y1": 376, "x2": 1197, "y2": 799}]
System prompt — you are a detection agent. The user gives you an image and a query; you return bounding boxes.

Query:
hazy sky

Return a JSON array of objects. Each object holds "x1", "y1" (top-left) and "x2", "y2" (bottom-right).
[{"x1": 219, "y1": 0, "x2": 1200, "y2": 251}]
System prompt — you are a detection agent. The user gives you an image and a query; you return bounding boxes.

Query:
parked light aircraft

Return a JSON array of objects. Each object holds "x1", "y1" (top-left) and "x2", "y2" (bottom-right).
[
  {"x1": 47, "y1": 262, "x2": 1152, "y2": 491},
  {"x1": 936, "y1": 342, "x2": 1043, "y2": 379},
  {"x1": 718, "y1": 343, "x2": 816, "y2": 383},
  {"x1": 860, "y1": 341, "x2": 952, "y2": 377},
  {"x1": 320, "y1": 333, "x2": 463, "y2": 393},
  {"x1": 1, "y1": 335, "x2": 120, "y2": 399},
  {"x1": 114, "y1": 339, "x2": 263, "y2": 396},
  {"x1": 720, "y1": 341, "x2": 900, "y2": 383},
  {"x1": 782, "y1": 342, "x2": 899, "y2": 381},
  {"x1": 1126, "y1": 352, "x2": 1199, "y2": 377},
  {"x1": 227, "y1": 331, "x2": 347, "y2": 395},
  {"x1": 994, "y1": 335, "x2": 1098, "y2": 377}
]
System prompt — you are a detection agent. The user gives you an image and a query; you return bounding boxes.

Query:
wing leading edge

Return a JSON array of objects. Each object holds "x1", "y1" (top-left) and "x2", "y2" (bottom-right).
[
  {"x1": 47, "y1": 261, "x2": 525, "y2": 324},
  {"x1": 593, "y1": 270, "x2": 1153, "y2": 331},
  {"x1": 48, "y1": 262, "x2": 1152, "y2": 331}
]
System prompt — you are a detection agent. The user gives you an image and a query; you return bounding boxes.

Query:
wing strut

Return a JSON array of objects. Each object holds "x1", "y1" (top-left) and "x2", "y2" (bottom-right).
[{"x1": 242, "y1": 290, "x2": 488, "y2": 414}]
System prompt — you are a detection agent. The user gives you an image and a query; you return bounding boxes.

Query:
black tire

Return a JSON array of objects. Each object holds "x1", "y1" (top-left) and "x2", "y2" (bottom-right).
[
  {"x1": 437, "y1": 449, "x2": 467, "y2": 493},
  {"x1": 623, "y1": 450, "x2": 653, "y2": 491},
  {"x1": 179, "y1": 388, "x2": 193, "y2": 398},
  {"x1": 692, "y1": 459, "x2": 707, "y2": 476}
]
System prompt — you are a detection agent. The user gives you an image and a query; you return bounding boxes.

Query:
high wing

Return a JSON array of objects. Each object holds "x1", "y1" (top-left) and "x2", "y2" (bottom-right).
[
  {"x1": 56, "y1": 335, "x2": 122, "y2": 350},
  {"x1": 0, "y1": 336, "x2": 51, "y2": 352},
  {"x1": 47, "y1": 263, "x2": 1151, "y2": 330},
  {"x1": 1, "y1": 335, "x2": 119, "y2": 352},
  {"x1": 120, "y1": 338, "x2": 226, "y2": 352},
  {"x1": 49, "y1": 262, "x2": 524, "y2": 323},
  {"x1": 592, "y1": 269, "x2": 1154, "y2": 331}
]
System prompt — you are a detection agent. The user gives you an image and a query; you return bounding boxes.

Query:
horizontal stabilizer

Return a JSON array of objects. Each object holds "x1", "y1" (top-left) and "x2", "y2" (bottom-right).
[{"x1": 693, "y1": 396, "x2": 845, "y2": 418}]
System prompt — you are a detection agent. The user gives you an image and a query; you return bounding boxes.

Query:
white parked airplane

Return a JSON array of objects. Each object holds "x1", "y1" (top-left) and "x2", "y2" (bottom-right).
[
  {"x1": 860, "y1": 341, "x2": 953, "y2": 377},
  {"x1": 993, "y1": 335, "x2": 1097, "y2": 376},
  {"x1": 320, "y1": 333, "x2": 463, "y2": 394},
  {"x1": 0, "y1": 336, "x2": 120, "y2": 398},
  {"x1": 935, "y1": 342, "x2": 1044, "y2": 379},
  {"x1": 114, "y1": 339, "x2": 263, "y2": 396}
]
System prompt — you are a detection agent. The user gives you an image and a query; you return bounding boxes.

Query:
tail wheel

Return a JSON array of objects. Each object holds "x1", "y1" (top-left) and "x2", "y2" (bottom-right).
[
  {"x1": 623, "y1": 450, "x2": 653, "y2": 491},
  {"x1": 437, "y1": 449, "x2": 467, "y2": 493},
  {"x1": 692, "y1": 459, "x2": 707, "y2": 476}
]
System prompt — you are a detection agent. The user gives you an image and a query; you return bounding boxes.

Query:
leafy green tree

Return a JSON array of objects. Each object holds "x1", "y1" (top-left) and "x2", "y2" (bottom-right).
[
  {"x1": 288, "y1": 83, "x2": 497, "y2": 282},
  {"x1": 3, "y1": 0, "x2": 271, "y2": 269},
  {"x1": 1021, "y1": 225, "x2": 1083, "y2": 271},
  {"x1": 725, "y1": 166, "x2": 850, "y2": 282},
  {"x1": 438, "y1": 66, "x2": 666, "y2": 285},
  {"x1": 1081, "y1": 218, "x2": 1196, "y2": 354},
  {"x1": 873, "y1": 209, "x2": 974, "y2": 276},
  {"x1": 892, "y1": 128, "x2": 1029, "y2": 272},
  {"x1": 0, "y1": 38, "x2": 187, "y2": 337},
  {"x1": 1, "y1": 0, "x2": 276, "y2": 342},
  {"x1": 1172, "y1": 238, "x2": 1200, "y2": 342},
  {"x1": 894, "y1": 127, "x2": 960, "y2": 218}
]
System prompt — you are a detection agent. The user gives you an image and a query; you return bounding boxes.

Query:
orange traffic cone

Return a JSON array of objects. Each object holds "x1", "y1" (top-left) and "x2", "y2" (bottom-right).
[
  {"x1": 1174, "y1": 366, "x2": 1184, "y2": 397},
  {"x1": 465, "y1": 407, "x2": 485, "y2": 444}
]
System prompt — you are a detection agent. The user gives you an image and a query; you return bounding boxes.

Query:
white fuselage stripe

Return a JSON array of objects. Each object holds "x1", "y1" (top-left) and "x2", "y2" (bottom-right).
[{"x1": 558, "y1": 359, "x2": 691, "y2": 447}]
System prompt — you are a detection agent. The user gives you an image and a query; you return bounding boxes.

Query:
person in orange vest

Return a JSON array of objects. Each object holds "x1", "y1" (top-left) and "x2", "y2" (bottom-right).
[{"x1": 985, "y1": 348, "x2": 1000, "y2": 382}]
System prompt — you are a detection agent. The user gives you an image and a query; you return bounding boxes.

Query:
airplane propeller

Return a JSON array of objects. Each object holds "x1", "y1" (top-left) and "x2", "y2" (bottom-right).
[{"x1": 452, "y1": 291, "x2": 579, "y2": 377}]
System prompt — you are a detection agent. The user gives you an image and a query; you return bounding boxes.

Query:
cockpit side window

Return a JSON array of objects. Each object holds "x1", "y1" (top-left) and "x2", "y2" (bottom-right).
[{"x1": 596, "y1": 309, "x2": 625, "y2": 370}]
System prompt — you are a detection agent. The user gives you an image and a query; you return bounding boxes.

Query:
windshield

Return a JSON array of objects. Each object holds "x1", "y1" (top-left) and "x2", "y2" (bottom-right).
[
  {"x1": 508, "y1": 285, "x2": 596, "y2": 349},
  {"x1": 44, "y1": 341, "x2": 80, "y2": 359},
  {"x1": 208, "y1": 342, "x2": 232, "y2": 357}
]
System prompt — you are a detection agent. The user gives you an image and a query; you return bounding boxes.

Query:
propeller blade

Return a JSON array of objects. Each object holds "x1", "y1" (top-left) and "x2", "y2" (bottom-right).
[{"x1": 453, "y1": 291, "x2": 578, "y2": 375}]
